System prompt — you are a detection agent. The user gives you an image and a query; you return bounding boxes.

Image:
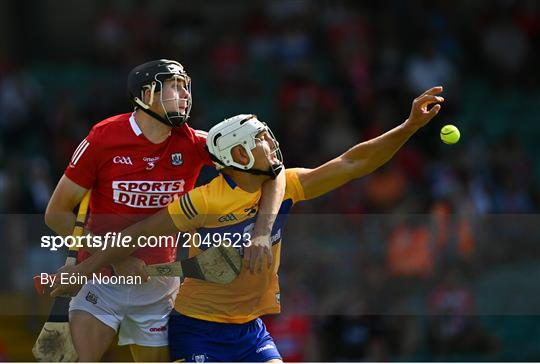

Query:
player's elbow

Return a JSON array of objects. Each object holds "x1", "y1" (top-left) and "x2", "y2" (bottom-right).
[
  {"x1": 44, "y1": 212, "x2": 52, "y2": 230},
  {"x1": 44, "y1": 198, "x2": 71, "y2": 232},
  {"x1": 44, "y1": 202, "x2": 58, "y2": 230},
  {"x1": 44, "y1": 197, "x2": 54, "y2": 222}
]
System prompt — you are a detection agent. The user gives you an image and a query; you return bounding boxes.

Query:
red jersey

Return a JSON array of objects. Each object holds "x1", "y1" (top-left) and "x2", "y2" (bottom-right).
[{"x1": 64, "y1": 112, "x2": 212, "y2": 265}]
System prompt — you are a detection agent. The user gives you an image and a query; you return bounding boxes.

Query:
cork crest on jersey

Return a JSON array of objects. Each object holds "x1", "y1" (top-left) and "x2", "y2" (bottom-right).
[{"x1": 171, "y1": 153, "x2": 183, "y2": 166}]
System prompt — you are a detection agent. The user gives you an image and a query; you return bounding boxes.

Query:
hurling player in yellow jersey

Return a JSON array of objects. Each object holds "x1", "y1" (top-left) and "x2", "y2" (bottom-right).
[{"x1": 53, "y1": 86, "x2": 444, "y2": 362}]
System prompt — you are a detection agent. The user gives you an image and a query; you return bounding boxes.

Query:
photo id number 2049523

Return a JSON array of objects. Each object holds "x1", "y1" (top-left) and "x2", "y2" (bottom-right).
[{"x1": 180, "y1": 232, "x2": 252, "y2": 248}]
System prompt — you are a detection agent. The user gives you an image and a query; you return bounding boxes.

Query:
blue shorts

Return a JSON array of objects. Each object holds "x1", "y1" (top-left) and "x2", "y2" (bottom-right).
[{"x1": 168, "y1": 311, "x2": 282, "y2": 362}]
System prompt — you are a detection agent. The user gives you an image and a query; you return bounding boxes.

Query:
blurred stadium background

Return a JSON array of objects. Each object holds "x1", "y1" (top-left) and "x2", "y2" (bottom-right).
[{"x1": 1, "y1": 0, "x2": 540, "y2": 361}]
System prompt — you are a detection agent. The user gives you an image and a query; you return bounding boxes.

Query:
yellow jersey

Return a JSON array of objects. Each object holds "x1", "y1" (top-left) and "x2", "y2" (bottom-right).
[{"x1": 167, "y1": 169, "x2": 305, "y2": 323}]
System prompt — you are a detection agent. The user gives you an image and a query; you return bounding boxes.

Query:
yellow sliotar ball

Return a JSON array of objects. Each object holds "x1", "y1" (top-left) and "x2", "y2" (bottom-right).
[{"x1": 440, "y1": 124, "x2": 460, "y2": 144}]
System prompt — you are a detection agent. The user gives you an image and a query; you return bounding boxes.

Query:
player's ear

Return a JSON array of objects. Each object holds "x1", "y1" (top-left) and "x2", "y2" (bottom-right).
[
  {"x1": 143, "y1": 88, "x2": 156, "y2": 105},
  {"x1": 231, "y1": 145, "x2": 249, "y2": 166}
]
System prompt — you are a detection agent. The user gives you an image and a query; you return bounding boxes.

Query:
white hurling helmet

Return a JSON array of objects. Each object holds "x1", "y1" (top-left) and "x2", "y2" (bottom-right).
[{"x1": 206, "y1": 114, "x2": 283, "y2": 179}]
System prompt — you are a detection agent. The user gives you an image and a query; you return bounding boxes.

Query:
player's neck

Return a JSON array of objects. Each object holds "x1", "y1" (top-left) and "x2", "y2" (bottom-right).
[
  {"x1": 134, "y1": 110, "x2": 172, "y2": 144},
  {"x1": 227, "y1": 170, "x2": 267, "y2": 193}
]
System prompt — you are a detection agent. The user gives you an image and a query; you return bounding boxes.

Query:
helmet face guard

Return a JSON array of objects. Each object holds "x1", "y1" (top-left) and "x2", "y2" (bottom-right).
[
  {"x1": 128, "y1": 59, "x2": 192, "y2": 127},
  {"x1": 151, "y1": 71, "x2": 192, "y2": 127},
  {"x1": 251, "y1": 125, "x2": 283, "y2": 179}
]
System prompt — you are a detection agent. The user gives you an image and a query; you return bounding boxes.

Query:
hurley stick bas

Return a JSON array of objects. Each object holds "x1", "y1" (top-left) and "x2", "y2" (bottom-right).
[{"x1": 32, "y1": 190, "x2": 90, "y2": 362}]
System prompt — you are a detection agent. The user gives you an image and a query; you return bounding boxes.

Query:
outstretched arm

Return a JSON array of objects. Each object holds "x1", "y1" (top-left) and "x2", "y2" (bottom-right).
[{"x1": 297, "y1": 86, "x2": 444, "y2": 200}]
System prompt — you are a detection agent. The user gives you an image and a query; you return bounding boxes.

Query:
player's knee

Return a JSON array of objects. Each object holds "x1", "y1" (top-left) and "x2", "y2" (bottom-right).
[
  {"x1": 69, "y1": 310, "x2": 116, "y2": 361},
  {"x1": 266, "y1": 359, "x2": 283, "y2": 363},
  {"x1": 72, "y1": 341, "x2": 103, "y2": 362}
]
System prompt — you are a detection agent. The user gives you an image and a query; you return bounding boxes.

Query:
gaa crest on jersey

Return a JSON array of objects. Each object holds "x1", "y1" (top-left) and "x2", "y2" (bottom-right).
[
  {"x1": 171, "y1": 152, "x2": 183, "y2": 166},
  {"x1": 113, "y1": 156, "x2": 133, "y2": 165}
]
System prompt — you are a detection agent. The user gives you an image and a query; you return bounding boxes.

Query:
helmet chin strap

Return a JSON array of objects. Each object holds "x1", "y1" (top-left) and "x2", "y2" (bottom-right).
[
  {"x1": 207, "y1": 150, "x2": 283, "y2": 180},
  {"x1": 232, "y1": 163, "x2": 283, "y2": 179},
  {"x1": 137, "y1": 103, "x2": 187, "y2": 127},
  {"x1": 164, "y1": 111, "x2": 187, "y2": 127}
]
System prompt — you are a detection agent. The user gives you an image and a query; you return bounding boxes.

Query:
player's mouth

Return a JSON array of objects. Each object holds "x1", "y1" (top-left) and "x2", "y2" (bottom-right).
[
  {"x1": 268, "y1": 152, "x2": 280, "y2": 164},
  {"x1": 175, "y1": 104, "x2": 187, "y2": 114}
]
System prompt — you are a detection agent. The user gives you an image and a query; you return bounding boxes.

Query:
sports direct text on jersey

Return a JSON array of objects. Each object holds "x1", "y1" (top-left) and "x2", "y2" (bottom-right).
[{"x1": 112, "y1": 180, "x2": 185, "y2": 208}]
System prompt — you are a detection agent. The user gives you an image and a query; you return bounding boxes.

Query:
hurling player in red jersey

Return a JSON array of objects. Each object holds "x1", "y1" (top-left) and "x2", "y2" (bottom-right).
[{"x1": 44, "y1": 59, "x2": 285, "y2": 362}]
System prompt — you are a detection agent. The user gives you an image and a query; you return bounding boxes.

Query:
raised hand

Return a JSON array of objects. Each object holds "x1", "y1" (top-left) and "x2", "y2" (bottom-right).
[{"x1": 405, "y1": 86, "x2": 445, "y2": 130}]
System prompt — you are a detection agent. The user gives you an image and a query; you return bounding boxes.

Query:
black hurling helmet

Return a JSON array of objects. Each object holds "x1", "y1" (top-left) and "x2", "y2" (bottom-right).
[{"x1": 127, "y1": 59, "x2": 192, "y2": 127}]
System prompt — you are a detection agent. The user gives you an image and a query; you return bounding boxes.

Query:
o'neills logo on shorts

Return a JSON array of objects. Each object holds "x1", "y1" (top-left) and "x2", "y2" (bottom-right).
[
  {"x1": 149, "y1": 325, "x2": 167, "y2": 332},
  {"x1": 112, "y1": 180, "x2": 185, "y2": 208}
]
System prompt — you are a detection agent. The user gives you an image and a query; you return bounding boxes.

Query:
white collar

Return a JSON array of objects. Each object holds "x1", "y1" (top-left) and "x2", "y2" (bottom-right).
[{"x1": 129, "y1": 112, "x2": 143, "y2": 136}]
